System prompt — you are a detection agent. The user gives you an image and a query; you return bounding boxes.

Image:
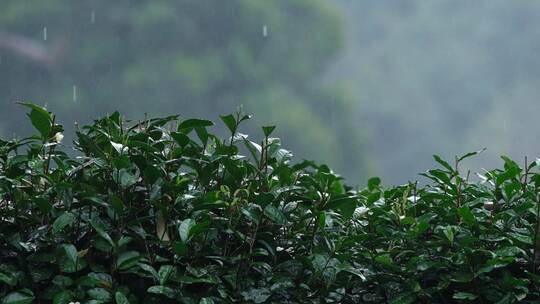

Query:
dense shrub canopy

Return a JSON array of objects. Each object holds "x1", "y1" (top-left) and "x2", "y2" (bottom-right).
[{"x1": 1, "y1": 104, "x2": 540, "y2": 303}]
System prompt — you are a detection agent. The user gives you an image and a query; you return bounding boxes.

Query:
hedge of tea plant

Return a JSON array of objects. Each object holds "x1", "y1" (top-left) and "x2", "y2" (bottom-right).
[{"x1": 1, "y1": 103, "x2": 540, "y2": 303}]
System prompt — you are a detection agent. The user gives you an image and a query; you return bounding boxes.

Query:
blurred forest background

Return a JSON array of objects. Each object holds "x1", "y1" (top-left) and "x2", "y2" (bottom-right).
[{"x1": 1, "y1": 0, "x2": 539, "y2": 184}]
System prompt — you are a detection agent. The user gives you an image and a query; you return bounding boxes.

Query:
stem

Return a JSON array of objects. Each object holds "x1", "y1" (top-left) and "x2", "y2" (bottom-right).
[
  {"x1": 43, "y1": 114, "x2": 57, "y2": 176},
  {"x1": 533, "y1": 190, "x2": 540, "y2": 274},
  {"x1": 454, "y1": 156, "x2": 461, "y2": 209}
]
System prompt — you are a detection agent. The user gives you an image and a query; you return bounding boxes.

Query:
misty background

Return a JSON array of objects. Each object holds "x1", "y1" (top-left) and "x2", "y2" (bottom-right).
[{"x1": 1, "y1": 0, "x2": 539, "y2": 185}]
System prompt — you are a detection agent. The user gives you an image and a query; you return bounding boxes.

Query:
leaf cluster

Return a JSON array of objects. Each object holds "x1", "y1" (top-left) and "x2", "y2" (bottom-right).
[{"x1": 1, "y1": 104, "x2": 540, "y2": 303}]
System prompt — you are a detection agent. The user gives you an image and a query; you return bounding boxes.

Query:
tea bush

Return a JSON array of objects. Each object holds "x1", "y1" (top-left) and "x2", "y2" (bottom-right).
[{"x1": 1, "y1": 103, "x2": 540, "y2": 303}]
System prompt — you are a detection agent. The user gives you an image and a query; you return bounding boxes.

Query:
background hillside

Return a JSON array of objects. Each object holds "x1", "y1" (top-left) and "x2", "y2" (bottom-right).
[{"x1": 2, "y1": 1, "x2": 540, "y2": 184}]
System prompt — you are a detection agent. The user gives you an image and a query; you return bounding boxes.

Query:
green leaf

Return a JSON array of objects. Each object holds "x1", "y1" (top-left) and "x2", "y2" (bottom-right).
[
  {"x1": 239, "y1": 114, "x2": 252, "y2": 123},
  {"x1": 241, "y1": 204, "x2": 262, "y2": 224},
  {"x1": 242, "y1": 138, "x2": 262, "y2": 163},
  {"x1": 144, "y1": 165, "x2": 161, "y2": 185},
  {"x1": 90, "y1": 217, "x2": 115, "y2": 247},
  {"x1": 116, "y1": 251, "x2": 141, "y2": 270},
  {"x1": 115, "y1": 291, "x2": 130, "y2": 304},
  {"x1": 220, "y1": 114, "x2": 237, "y2": 134},
  {"x1": 458, "y1": 148, "x2": 486, "y2": 162},
  {"x1": 87, "y1": 288, "x2": 111, "y2": 301},
  {"x1": 178, "y1": 219, "x2": 208, "y2": 243},
  {"x1": 442, "y1": 226, "x2": 454, "y2": 245},
  {"x1": 324, "y1": 196, "x2": 357, "y2": 220},
  {"x1": 158, "y1": 265, "x2": 174, "y2": 285},
  {"x1": 52, "y1": 290, "x2": 73, "y2": 304},
  {"x1": 241, "y1": 288, "x2": 271, "y2": 304},
  {"x1": 52, "y1": 275, "x2": 73, "y2": 287},
  {"x1": 495, "y1": 294, "x2": 515, "y2": 304},
  {"x1": 179, "y1": 219, "x2": 196, "y2": 243},
  {"x1": 52, "y1": 212, "x2": 76, "y2": 233},
  {"x1": 453, "y1": 292, "x2": 477, "y2": 300},
  {"x1": 0, "y1": 272, "x2": 17, "y2": 287},
  {"x1": 178, "y1": 119, "x2": 214, "y2": 132},
  {"x1": 76, "y1": 131, "x2": 104, "y2": 157},
  {"x1": 458, "y1": 206, "x2": 477, "y2": 227},
  {"x1": 1, "y1": 289, "x2": 35, "y2": 304},
  {"x1": 18, "y1": 102, "x2": 52, "y2": 140},
  {"x1": 170, "y1": 132, "x2": 191, "y2": 147},
  {"x1": 138, "y1": 264, "x2": 158, "y2": 280},
  {"x1": 34, "y1": 196, "x2": 52, "y2": 214},
  {"x1": 117, "y1": 169, "x2": 138, "y2": 188},
  {"x1": 263, "y1": 204, "x2": 286, "y2": 225},
  {"x1": 147, "y1": 286, "x2": 176, "y2": 298},
  {"x1": 109, "y1": 194, "x2": 124, "y2": 213},
  {"x1": 507, "y1": 232, "x2": 533, "y2": 245},
  {"x1": 62, "y1": 244, "x2": 78, "y2": 266},
  {"x1": 172, "y1": 241, "x2": 188, "y2": 256},
  {"x1": 496, "y1": 164, "x2": 520, "y2": 186},
  {"x1": 375, "y1": 254, "x2": 394, "y2": 268},
  {"x1": 423, "y1": 169, "x2": 452, "y2": 185},
  {"x1": 199, "y1": 298, "x2": 215, "y2": 304},
  {"x1": 433, "y1": 154, "x2": 454, "y2": 172},
  {"x1": 58, "y1": 244, "x2": 86, "y2": 273},
  {"x1": 367, "y1": 177, "x2": 381, "y2": 191},
  {"x1": 451, "y1": 272, "x2": 473, "y2": 283},
  {"x1": 262, "y1": 126, "x2": 276, "y2": 137}
]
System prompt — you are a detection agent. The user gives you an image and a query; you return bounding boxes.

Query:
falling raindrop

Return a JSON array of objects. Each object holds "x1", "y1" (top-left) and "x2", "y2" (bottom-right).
[
  {"x1": 73, "y1": 85, "x2": 77, "y2": 102},
  {"x1": 262, "y1": 25, "x2": 268, "y2": 37},
  {"x1": 90, "y1": 10, "x2": 96, "y2": 24},
  {"x1": 0, "y1": 55, "x2": 2, "y2": 65},
  {"x1": 43, "y1": 27, "x2": 47, "y2": 41}
]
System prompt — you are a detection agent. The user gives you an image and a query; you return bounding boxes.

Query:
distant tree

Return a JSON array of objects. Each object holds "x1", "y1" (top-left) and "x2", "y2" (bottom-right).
[{"x1": 0, "y1": 0, "x2": 369, "y2": 181}]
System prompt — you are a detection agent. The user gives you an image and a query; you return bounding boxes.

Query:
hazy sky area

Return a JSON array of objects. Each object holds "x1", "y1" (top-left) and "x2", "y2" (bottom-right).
[
  {"x1": 331, "y1": 0, "x2": 540, "y2": 183},
  {"x1": 1, "y1": 1, "x2": 540, "y2": 185}
]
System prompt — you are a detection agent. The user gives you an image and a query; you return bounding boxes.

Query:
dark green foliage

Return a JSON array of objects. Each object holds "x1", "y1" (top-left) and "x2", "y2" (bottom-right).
[{"x1": 1, "y1": 104, "x2": 540, "y2": 303}]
